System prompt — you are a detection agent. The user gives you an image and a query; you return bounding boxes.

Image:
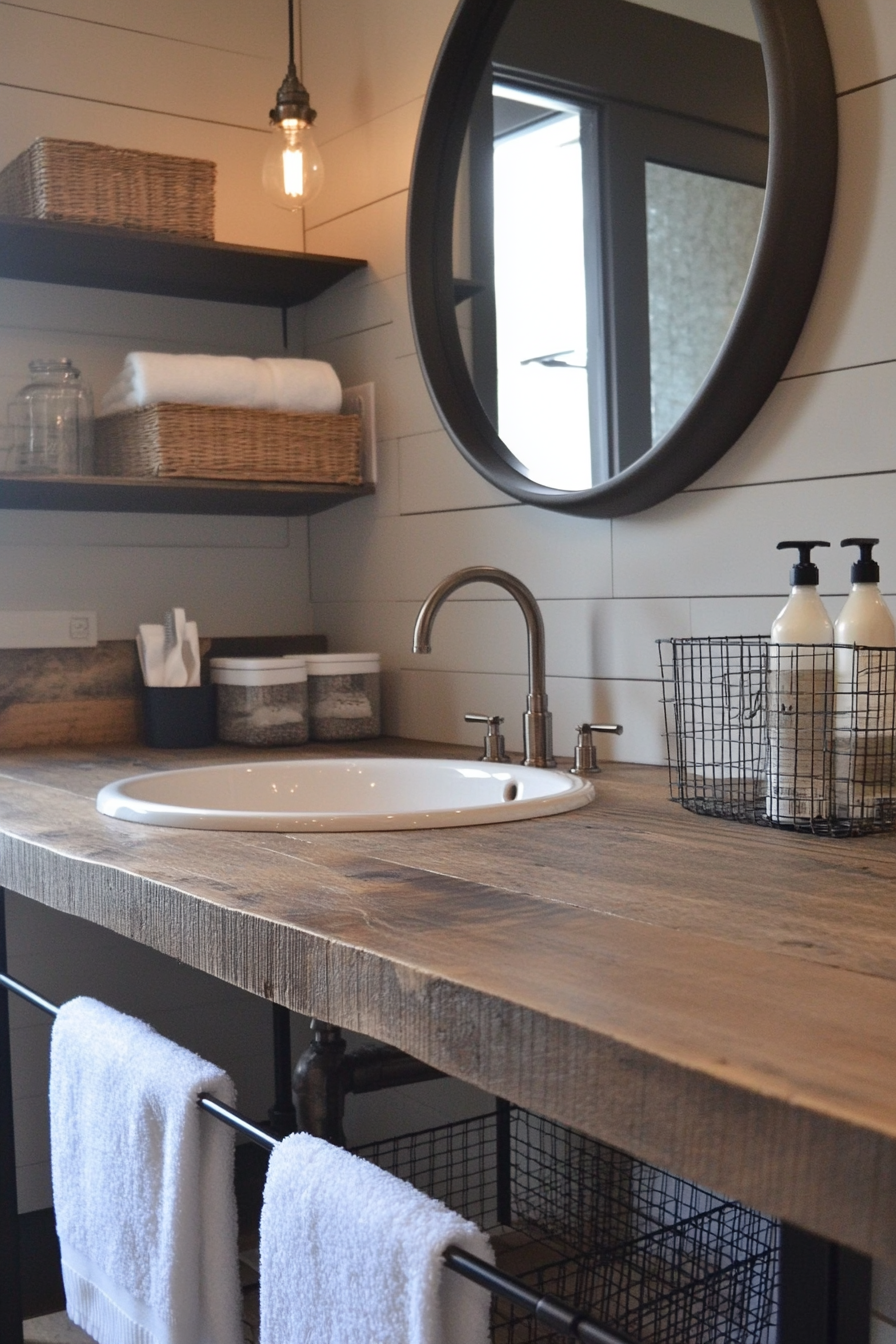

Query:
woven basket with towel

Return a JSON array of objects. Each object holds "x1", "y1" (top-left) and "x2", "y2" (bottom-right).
[{"x1": 95, "y1": 353, "x2": 362, "y2": 484}]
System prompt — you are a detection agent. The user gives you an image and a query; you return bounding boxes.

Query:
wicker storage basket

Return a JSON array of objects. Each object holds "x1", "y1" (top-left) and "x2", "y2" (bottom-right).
[
  {"x1": 0, "y1": 138, "x2": 216, "y2": 238},
  {"x1": 95, "y1": 404, "x2": 363, "y2": 484}
]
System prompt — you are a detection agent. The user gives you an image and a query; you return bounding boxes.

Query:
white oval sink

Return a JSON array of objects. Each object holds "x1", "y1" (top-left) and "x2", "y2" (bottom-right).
[{"x1": 95, "y1": 757, "x2": 594, "y2": 832}]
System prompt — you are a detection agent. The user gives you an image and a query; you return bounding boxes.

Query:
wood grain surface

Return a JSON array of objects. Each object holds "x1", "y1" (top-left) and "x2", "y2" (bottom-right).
[
  {"x1": 0, "y1": 642, "x2": 144, "y2": 747},
  {"x1": 0, "y1": 636, "x2": 327, "y2": 748},
  {"x1": 2, "y1": 739, "x2": 896, "y2": 1260}
]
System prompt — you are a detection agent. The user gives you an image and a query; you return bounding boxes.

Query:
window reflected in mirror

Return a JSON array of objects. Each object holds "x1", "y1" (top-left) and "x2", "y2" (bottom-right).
[
  {"x1": 493, "y1": 90, "x2": 592, "y2": 490},
  {"x1": 452, "y1": 0, "x2": 768, "y2": 491}
]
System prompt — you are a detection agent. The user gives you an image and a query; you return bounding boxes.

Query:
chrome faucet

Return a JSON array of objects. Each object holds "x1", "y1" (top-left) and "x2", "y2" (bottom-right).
[{"x1": 413, "y1": 566, "x2": 555, "y2": 768}]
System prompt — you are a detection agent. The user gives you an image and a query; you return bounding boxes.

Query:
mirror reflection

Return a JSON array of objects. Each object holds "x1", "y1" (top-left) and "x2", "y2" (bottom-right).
[{"x1": 452, "y1": 0, "x2": 769, "y2": 491}]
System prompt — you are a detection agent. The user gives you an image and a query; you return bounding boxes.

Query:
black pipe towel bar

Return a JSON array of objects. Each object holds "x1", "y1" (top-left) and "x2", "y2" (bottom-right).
[{"x1": 0, "y1": 968, "x2": 630, "y2": 1344}]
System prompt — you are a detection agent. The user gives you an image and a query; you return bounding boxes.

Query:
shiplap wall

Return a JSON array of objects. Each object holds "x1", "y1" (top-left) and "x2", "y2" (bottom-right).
[
  {"x1": 299, "y1": 0, "x2": 896, "y2": 1329},
  {"x1": 0, "y1": 0, "x2": 315, "y2": 639},
  {"x1": 2, "y1": 0, "x2": 488, "y2": 1219},
  {"x1": 303, "y1": 0, "x2": 896, "y2": 773},
  {"x1": 0, "y1": 0, "x2": 312, "y2": 1212},
  {"x1": 5, "y1": 0, "x2": 896, "y2": 1327}
]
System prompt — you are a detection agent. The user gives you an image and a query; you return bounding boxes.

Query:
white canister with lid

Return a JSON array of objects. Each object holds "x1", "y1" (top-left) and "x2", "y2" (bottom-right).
[
  {"x1": 210, "y1": 656, "x2": 308, "y2": 746},
  {"x1": 305, "y1": 653, "x2": 381, "y2": 740}
]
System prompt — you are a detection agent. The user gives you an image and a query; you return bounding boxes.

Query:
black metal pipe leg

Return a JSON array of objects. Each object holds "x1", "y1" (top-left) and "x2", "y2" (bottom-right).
[
  {"x1": 778, "y1": 1223, "x2": 871, "y2": 1344},
  {"x1": 267, "y1": 1003, "x2": 297, "y2": 1138},
  {"x1": 293, "y1": 1020, "x2": 348, "y2": 1146},
  {"x1": 495, "y1": 1096, "x2": 512, "y2": 1227},
  {"x1": 293, "y1": 1022, "x2": 448, "y2": 1147},
  {"x1": 0, "y1": 888, "x2": 25, "y2": 1344}
]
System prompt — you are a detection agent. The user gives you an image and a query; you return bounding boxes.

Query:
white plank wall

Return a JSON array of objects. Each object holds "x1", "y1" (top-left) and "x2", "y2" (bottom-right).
[
  {"x1": 1, "y1": 0, "x2": 489, "y2": 1219},
  {"x1": 4, "y1": 6, "x2": 896, "y2": 1332},
  {"x1": 303, "y1": 0, "x2": 896, "y2": 774},
  {"x1": 0, "y1": 0, "x2": 319, "y2": 645},
  {"x1": 0, "y1": 0, "x2": 327, "y2": 1210},
  {"x1": 300, "y1": 0, "x2": 896, "y2": 1321}
]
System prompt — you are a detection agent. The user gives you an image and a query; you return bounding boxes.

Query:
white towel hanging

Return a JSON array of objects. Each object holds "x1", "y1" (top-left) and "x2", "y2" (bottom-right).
[
  {"x1": 259, "y1": 1129, "x2": 494, "y2": 1344},
  {"x1": 49, "y1": 996, "x2": 243, "y2": 1344}
]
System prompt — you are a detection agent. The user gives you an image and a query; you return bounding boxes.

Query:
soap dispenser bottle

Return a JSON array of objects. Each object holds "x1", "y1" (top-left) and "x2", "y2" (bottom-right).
[
  {"x1": 834, "y1": 538, "x2": 896, "y2": 820},
  {"x1": 834, "y1": 538, "x2": 895, "y2": 648},
  {"x1": 766, "y1": 540, "x2": 832, "y2": 825}
]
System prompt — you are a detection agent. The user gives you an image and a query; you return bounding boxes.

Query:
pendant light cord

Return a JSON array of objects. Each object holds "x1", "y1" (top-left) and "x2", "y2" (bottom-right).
[
  {"x1": 271, "y1": 0, "x2": 314, "y2": 124},
  {"x1": 287, "y1": 0, "x2": 296, "y2": 74}
]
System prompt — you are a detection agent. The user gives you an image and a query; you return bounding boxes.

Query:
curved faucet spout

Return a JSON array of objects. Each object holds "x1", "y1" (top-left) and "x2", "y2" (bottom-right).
[{"x1": 413, "y1": 566, "x2": 555, "y2": 768}]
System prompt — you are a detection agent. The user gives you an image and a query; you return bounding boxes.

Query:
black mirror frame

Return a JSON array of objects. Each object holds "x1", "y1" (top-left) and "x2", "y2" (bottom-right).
[{"x1": 407, "y1": 0, "x2": 838, "y2": 518}]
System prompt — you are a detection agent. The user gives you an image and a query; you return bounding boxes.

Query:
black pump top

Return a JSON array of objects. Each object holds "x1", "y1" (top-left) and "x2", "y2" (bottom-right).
[
  {"x1": 777, "y1": 539, "x2": 830, "y2": 586},
  {"x1": 842, "y1": 537, "x2": 881, "y2": 584}
]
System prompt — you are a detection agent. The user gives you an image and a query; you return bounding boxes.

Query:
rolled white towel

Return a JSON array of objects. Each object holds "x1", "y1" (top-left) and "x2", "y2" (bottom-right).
[
  {"x1": 101, "y1": 352, "x2": 342, "y2": 416},
  {"x1": 102, "y1": 353, "x2": 257, "y2": 414},
  {"x1": 255, "y1": 358, "x2": 341, "y2": 413}
]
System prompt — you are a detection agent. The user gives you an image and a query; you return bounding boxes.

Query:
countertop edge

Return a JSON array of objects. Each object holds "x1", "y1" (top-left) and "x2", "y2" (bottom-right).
[{"x1": 1, "y1": 816, "x2": 895, "y2": 1263}]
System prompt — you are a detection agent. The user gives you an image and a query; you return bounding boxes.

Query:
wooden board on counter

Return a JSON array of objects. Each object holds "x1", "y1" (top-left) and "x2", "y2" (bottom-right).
[
  {"x1": 2, "y1": 741, "x2": 896, "y2": 1261},
  {"x1": 0, "y1": 642, "x2": 144, "y2": 747},
  {"x1": 0, "y1": 635, "x2": 328, "y2": 748}
]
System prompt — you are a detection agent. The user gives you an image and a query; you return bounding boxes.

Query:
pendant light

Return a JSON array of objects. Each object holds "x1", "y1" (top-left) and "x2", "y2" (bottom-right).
[{"x1": 263, "y1": 0, "x2": 324, "y2": 210}]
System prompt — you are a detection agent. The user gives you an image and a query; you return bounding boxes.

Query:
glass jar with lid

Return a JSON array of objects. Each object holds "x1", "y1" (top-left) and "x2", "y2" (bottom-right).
[{"x1": 9, "y1": 358, "x2": 94, "y2": 474}]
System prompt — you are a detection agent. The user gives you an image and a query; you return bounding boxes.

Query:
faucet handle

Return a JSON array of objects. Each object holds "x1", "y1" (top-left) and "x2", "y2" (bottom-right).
[
  {"x1": 570, "y1": 723, "x2": 623, "y2": 776},
  {"x1": 465, "y1": 713, "x2": 511, "y2": 763}
]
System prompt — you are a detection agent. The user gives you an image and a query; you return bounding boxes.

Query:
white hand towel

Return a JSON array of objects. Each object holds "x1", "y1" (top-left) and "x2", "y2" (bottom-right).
[
  {"x1": 50, "y1": 997, "x2": 243, "y2": 1344},
  {"x1": 259, "y1": 1131, "x2": 493, "y2": 1344},
  {"x1": 101, "y1": 352, "x2": 342, "y2": 416}
]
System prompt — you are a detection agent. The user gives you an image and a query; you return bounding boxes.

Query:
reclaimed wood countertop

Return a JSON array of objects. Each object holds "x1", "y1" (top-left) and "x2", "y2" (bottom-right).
[{"x1": 2, "y1": 738, "x2": 896, "y2": 1261}]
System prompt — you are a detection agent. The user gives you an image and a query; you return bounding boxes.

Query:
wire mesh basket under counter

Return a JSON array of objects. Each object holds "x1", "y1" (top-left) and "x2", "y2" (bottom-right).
[
  {"x1": 658, "y1": 636, "x2": 896, "y2": 837},
  {"x1": 356, "y1": 1105, "x2": 779, "y2": 1344}
]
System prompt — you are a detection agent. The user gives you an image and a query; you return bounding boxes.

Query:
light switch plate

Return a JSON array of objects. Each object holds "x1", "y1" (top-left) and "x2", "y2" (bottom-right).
[
  {"x1": 342, "y1": 382, "x2": 377, "y2": 483},
  {"x1": 0, "y1": 611, "x2": 98, "y2": 648}
]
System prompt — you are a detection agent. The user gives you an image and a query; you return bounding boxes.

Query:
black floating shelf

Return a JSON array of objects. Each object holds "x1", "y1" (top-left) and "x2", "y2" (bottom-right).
[
  {"x1": 0, "y1": 475, "x2": 375, "y2": 517},
  {"x1": 0, "y1": 215, "x2": 366, "y2": 308}
]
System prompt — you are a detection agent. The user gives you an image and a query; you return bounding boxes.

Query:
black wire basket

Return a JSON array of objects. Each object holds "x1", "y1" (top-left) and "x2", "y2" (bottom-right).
[
  {"x1": 658, "y1": 636, "x2": 896, "y2": 837},
  {"x1": 355, "y1": 1105, "x2": 779, "y2": 1344}
]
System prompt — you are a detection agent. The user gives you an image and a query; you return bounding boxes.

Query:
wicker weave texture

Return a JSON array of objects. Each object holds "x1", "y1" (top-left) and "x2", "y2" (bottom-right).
[
  {"x1": 95, "y1": 404, "x2": 363, "y2": 484},
  {"x1": 0, "y1": 138, "x2": 216, "y2": 238}
]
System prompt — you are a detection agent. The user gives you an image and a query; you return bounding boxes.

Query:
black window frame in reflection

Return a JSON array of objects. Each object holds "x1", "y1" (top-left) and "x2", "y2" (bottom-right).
[
  {"x1": 410, "y1": 0, "x2": 835, "y2": 519},
  {"x1": 459, "y1": 0, "x2": 769, "y2": 489}
]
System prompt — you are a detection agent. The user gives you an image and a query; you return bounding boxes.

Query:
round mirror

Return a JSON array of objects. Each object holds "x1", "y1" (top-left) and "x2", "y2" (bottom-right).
[{"x1": 408, "y1": 0, "x2": 837, "y2": 517}]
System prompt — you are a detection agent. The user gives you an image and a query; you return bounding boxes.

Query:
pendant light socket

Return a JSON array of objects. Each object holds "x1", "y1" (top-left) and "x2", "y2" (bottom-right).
[
  {"x1": 263, "y1": 0, "x2": 323, "y2": 210},
  {"x1": 271, "y1": 67, "x2": 316, "y2": 128}
]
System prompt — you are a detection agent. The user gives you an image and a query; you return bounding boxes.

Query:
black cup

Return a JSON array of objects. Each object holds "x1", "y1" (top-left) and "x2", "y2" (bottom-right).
[{"x1": 142, "y1": 685, "x2": 217, "y2": 749}]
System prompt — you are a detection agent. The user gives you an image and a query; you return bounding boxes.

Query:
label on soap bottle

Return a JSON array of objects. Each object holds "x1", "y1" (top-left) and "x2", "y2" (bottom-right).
[
  {"x1": 833, "y1": 646, "x2": 896, "y2": 821},
  {"x1": 766, "y1": 646, "x2": 832, "y2": 824}
]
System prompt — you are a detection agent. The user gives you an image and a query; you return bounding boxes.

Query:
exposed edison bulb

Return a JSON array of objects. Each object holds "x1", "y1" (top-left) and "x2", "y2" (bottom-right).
[{"x1": 263, "y1": 118, "x2": 324, "y2": 210}]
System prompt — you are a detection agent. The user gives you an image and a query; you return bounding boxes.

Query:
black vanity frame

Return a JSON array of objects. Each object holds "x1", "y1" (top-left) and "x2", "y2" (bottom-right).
[
  {"x1": 0, "y1": 888, "x2": 873, "y2": 1342},
  {"x1": 407, "y1": 0, "x2": 838, "y2": 517}
]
